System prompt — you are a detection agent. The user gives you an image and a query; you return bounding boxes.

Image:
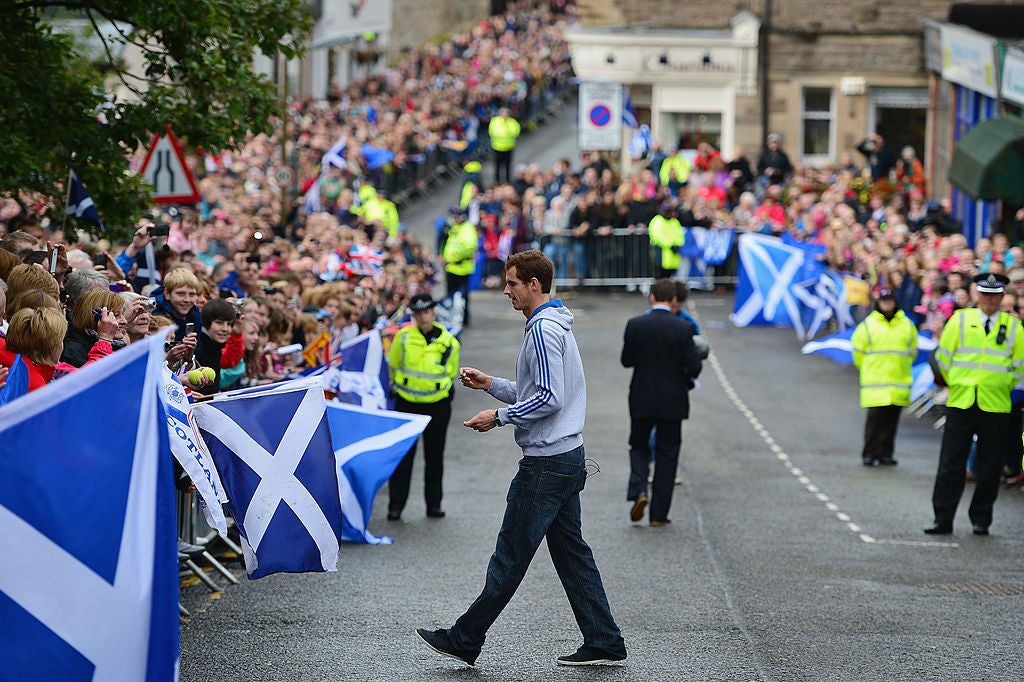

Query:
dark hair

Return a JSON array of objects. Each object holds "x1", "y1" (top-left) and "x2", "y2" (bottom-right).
[
  {"x1": 674, "y1": 280, "x2": 690, "y2": 304},
  {"x1": 505, "y1": 249, "x2": 554, "y2": 293},
  {"x1": 201, "y1": 297, "x2": 237, "y2": 327},
  {"x1": 651, "y1": 279, "x2": 676, "y2": 304}
]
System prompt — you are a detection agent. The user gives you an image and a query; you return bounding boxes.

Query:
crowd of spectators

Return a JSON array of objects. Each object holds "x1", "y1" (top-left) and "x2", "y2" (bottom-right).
[{"x1": 3, "y1": 0, "x2": 1024, "y2": 488}]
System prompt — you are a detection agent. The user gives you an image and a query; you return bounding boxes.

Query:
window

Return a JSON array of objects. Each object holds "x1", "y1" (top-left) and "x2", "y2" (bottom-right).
[{"x1": 801, "y1": 87, "x2": 834, "y2": 163}]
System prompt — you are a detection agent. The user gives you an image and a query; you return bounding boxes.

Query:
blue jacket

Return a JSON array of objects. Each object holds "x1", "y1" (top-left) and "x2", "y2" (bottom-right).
[{"x1": 151, "y1": 288, "x2": 203, "y2": 343}]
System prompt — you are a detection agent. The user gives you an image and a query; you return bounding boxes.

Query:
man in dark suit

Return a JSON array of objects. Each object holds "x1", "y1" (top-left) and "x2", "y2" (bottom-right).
[{"x1": 620, "y1": 279, "x2": 703, "y2": 526}]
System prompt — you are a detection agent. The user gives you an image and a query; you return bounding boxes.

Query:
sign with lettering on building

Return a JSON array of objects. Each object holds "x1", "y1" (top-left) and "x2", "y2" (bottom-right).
[
  {"x1": 940, "y1": 23, "x2": 998, "y2": 98},
  {"x1": 578, "y1": 81, "x2": 623, "y2": 151}
]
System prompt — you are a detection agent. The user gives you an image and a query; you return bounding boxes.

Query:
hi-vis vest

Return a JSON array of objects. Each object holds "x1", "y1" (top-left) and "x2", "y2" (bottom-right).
[
  {"x1": 648, "y1": 215, "x2": 684, "y2": 271},
  {"x1": 389, "y1": 324, "x2": 460, "y2": 403},
  {"x1": 851, "y1": 309, "x2": 917, "y2": 407},
  {"x1": 659, "y1": 154, "x2": 691, "y2": 186},
  {"x1": 488, "y1": 116, "x2": 521, "y2": 152},
  {"x1": 934, "y1": 308, "x2": 1024, "y2": 413},
  {"x1": 443, "y1": 220, "x2": 477, "y2": 276}
]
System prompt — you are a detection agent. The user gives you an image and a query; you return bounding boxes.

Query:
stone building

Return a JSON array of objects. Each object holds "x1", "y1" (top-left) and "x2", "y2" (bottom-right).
[{"x1": 567, "y1": 0, "x2": 1021, "y2": 177}]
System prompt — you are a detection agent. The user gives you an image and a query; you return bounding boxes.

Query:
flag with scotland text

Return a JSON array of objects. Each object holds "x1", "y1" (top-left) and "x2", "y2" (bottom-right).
[
  {"x1": 192, "y1": 379, "x2": 343, "y2": 579},
  {"x1": 328, "y1": 402, "x2": 430, "y2": 544},
  {"x1": 0, "y1": 334, "x2": 178, "y2": 681}
]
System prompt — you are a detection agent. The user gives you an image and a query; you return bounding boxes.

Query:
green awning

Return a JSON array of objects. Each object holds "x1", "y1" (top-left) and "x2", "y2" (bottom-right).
[{"x1": 948, "y1": 115, "x2": 1024, "y2": 203}]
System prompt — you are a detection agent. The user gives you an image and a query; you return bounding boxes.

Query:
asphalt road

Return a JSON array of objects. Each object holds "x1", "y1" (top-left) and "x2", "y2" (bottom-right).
[{"x1": 179, "y1": 101, "x2": 1024, "y2": 682}]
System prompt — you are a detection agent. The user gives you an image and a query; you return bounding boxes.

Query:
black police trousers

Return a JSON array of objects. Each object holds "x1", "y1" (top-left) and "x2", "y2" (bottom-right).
[{"x1": 388, "y1": 396, "x2": 453, "y2": 514}]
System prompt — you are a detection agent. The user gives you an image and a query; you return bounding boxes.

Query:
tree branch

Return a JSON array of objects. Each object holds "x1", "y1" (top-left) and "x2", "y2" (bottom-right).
[{"x1": 85, "y1": 8, "x2": 148, "y2": 100}]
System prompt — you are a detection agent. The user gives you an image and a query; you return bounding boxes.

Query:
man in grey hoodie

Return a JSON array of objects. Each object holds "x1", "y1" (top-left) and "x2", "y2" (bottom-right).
[{"x1": 416, "y1": 249, "x2": 626, "y2": 668}]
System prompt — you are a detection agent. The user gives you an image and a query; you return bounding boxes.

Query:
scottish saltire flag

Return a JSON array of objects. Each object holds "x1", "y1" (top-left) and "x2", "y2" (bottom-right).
[
  {"x1": 303, "y1": 175, "x2": 323, "y2": 214},
  {"x1": 734, "y1": 233, "x2": 854, "y2": 339},
  {"x1": 192, "y1": 379, "x2": 342, "y2": 579},
  {"x1": 162, "y1": 369, "x2": 228, "y2": 535},
  {"x1": 802, "y1": 328, "x2": 936, "y2": 366},
  {"x1": 622, "y1": 87, "x2": 638, "y2": 129},
  {"x1": 324, "y1": 137, "x2": 348, "y2": 170},
  {"x1": 0, "y1": 353, "x2": 29, "y2": 407},
  {"x1": 911, "y1": 362, "x2": 936, "y2": 402},
  {"x1": 349, "y1": 243, "x2": 384, "y2": 279},
  {"x1": 702, "y1": 228, "x2": 735, "y2": 266},
  {"x1": 0, "y1": 334, "x2": 178, "y2": 681},
  {"x1": 328, "y1": 403, "x2": 430, "y2": 544},
  {"x1": 797, "y1": 265, "x2": 853, "y2": 340},
  {"x1": 65, "y1": 170, "x2": 105, "y2": 231},
  {"x1": 733, "y1": 233, "x2": 811, "y2": 336},
  {"x1": 435, "y1": 290, "x2": 465, "y2": 338},
  {"x1": 677, "y1": 227, "x2": 712, "y2": 290},
  {"x1": 319, "y1": 330, "x2": 391, "y2": 410}
]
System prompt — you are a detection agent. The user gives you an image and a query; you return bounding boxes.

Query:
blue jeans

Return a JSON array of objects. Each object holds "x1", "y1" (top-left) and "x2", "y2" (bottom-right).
[{"x1": 448, "y1": 446, "x2": 625, "y2": 656}]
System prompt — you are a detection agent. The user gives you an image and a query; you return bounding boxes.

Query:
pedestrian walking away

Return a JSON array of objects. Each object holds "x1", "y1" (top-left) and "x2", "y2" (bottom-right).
[
  {"x1": 386, "y1": 292, "x2": 460, "y2": 521},
  {"x1": 851, "y1": 288, "x2": 918, "y2": 467},
  {"x1": 621, "y1": 278, "x2": 703, "y2": 526},
  {"x1": 415, "y1": 249, "x2": 626, "y2": 668},
  {"x1": 926, "y1": 273, "x2": 1024, "y2": 536}
]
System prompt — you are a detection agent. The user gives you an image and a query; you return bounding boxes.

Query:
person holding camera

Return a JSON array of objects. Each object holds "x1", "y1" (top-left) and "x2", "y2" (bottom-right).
[
  {"x1": 115, "y1": 219, "x2": 166, "y2": 293},
  {"x1": 856, "y1": 133, "x2": 896, "y2": 183}
]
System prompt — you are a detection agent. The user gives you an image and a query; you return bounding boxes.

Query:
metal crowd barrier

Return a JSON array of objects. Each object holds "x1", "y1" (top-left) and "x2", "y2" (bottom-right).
[{"x1": 539, "y1": 229, "x2": 740, "y2": 289}]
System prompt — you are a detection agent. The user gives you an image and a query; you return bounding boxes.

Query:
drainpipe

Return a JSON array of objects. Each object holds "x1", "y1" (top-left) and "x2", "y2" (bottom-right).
[{"x1": 760, "y1": 0, "x2": 772, "y2": 141}]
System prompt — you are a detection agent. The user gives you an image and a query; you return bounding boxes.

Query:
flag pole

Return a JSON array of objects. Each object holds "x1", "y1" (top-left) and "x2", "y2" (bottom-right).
[{"x1": 61, "y1": 152, "x2": 76, "y2": 233}]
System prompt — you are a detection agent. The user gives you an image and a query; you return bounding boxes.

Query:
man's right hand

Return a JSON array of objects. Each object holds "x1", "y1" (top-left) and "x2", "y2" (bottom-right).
[{"x1": 458, "y1": 366, "x2": 492, "y2": 391}]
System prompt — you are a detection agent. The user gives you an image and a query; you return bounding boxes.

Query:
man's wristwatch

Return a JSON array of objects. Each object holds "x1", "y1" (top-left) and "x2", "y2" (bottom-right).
[{"x1": 493, "y1": 409, "x2": 502, "y2": 427}]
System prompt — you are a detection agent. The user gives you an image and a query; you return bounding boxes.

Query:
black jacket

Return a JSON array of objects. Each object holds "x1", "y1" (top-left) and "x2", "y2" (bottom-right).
[
  {"x1": 621, "y1": 309, "x2": 703, "y2": 421},
  {"x1": 194, "y1": 331, "x2": 224, "y2": 397}
]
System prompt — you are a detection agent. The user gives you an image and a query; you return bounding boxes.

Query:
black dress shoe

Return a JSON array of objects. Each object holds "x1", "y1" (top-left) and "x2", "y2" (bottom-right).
[
  {"x1": 923, "y1": 522, "x2": 953, "y2": 535},
  {"x1": 862, "y1": 458, "x2": 878, "y2": 467},
  {"x1": 877, "y1": 457, "x2": 898, "y2": 466},
  {"x1": 386, "y1": 510, "x2": 402, "y2": 521},
  {"x1": 972, "y1": 525, "x2": 989, "y2": 536},
  {"x1": 426, "y1": 508, "x2": 446, "y2": 518}
]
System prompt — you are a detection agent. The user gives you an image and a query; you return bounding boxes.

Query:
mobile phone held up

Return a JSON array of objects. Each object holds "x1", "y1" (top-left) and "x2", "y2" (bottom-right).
[
  {"x1": 184, "y1": 322, "x2": 195, "y2": 337},
  {"x1": 49, "y1": 247, "x2": 59, "y2": 274}
]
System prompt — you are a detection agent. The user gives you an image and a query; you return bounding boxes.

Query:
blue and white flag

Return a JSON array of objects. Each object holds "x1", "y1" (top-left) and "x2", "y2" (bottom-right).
[
  {"x1": 734, "y1": 233, "x2": 853, "y2": 340},
  {"x1": 435, "y1": 290, "x2": 465, "y2": 338},
  {"x1": 678, "y1": 227, "x2": 712, "y2": 290},
  {"x1": 319, "y1": 330, "x2": 391, "y2": 410},
  {"x1": 303, "y1": 175, "x2": 322, "y2": 214},
  {"x1": 323, "y1": 137, "x2": 348, "y2": 170},
  {"x1": 0, "y1": 353, "x2": 29, "y2": 407},
  {"x1": 65, "y1": 170, "x2": 105, "y2": 231},
  {"x1": 327, "y1": 402, "x2": 430, "y2": 544},
  {"x1": 162, "y1": 368, "x2": 228, "y2": 535},
  {"x1": 802, "y1": 328, "x2": 936, "y2": 366},
  {"x1": 192, "y1": 379, "x2": 343, "y2": 579},
  {"x1": 622, "y1": 86, "x2": 638, "y2": 129},
  {"x1": 702, "y1": 228, "x2": 735, "y2": 266},
  {"x1": 0, "y1": 334, "x2": 178, "y2": 680}
]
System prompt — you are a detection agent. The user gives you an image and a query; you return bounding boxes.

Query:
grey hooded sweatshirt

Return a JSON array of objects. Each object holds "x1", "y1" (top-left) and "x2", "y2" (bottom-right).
[{"x1": 489, "y1": 299, "x2": 586, "y2": 457}]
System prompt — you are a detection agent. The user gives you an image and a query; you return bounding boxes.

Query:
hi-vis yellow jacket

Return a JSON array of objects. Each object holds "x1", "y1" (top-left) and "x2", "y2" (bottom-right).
[
  {"x1": 851, "y1": 309, "x2": 917, "y2": 407},
  {"x1": 648, "y1": 215, "x2": 684, "y2": 271},
  {"x1": 934, "y1": 308, "x2": 1024, "y2": 412},
  {"x1": 443, "y1": 220, "x2": 477, "y2": 276},
  {"x1": 389, "y1": 323, "x2": 460, "y2": 403}
]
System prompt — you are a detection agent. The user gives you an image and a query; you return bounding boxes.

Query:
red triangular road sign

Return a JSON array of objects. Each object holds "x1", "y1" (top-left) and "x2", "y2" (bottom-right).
[{"x1": 139, "y1": 126, "x2": 200, "y2": 204}]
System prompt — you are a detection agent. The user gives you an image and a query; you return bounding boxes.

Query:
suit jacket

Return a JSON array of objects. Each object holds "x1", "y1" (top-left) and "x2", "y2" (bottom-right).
[{"x1": 621, "y1": 308, "x2": 702, "y2": 420}]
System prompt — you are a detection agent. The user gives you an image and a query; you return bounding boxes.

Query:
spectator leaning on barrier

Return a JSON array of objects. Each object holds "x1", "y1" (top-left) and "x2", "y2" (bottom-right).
[{"x1": 851, "y1": 288, "x2": 918, "y2": 467}]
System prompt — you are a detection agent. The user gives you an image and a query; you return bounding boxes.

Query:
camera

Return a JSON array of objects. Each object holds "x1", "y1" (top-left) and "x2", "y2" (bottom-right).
[
  {"x1": 144, "y1": 297, "x2": 158, "y2": 311},
  {"x1": 149, "y1": 224, "x2": 170, "y2": 237},
  {"x1": 262, "y1": 286, "x2": 278, "y2": 295},
  {"x1": 93, "y1": 253, "x2": 108, "y2": 267}
]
